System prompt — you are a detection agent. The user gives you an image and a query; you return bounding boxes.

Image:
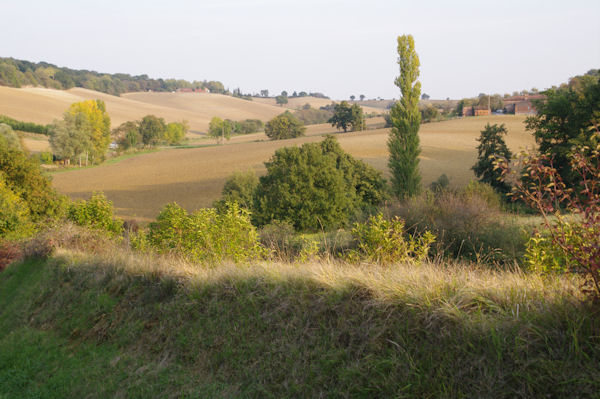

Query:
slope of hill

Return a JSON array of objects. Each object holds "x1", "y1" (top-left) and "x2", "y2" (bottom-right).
[
  {"x1": 253, "y1": 96, "x2": 384, "y2": 114},
  {"x1": 0, "y1": 87, "x2": 287, "y2": 133},
  {"x1": 52, "y1": 115, "x2": 535, "y2": 221},
  {"x1": 0, "y1": 244, "x2": 595, "y2": 398}
]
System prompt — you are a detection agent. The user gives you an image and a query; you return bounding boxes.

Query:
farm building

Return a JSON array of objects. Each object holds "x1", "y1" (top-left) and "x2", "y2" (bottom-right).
[
  {"x1": 462, "y1": 105, "x2": 490, "y2": 117},
  {"x1": 503, "y1": 94, "x2": 545, "y2": 115}
]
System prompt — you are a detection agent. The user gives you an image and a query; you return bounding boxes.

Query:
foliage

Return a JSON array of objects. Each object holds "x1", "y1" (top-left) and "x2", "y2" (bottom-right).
[
  {"x1": 164, "y1": 121, "x2": 188, "y2": 145},
  {"x1": 264, "y1": 112, "x2": 305, "y2": 140},
  {"x1": 420, "y1": 106, "x2": 440, "y2": 123},
  {"x1": 0, "y1": 115, "x2": 50, "y2": 135},
  {"x1": 429, "y1": 173, "x2": 449, "y2": 193},
  {"x1": 525, "y1": 75, "x2": 599, "y2": 185},
  {"x1": 388, "y1": 34, "x2": 422, "y2": 199},
  {"x1": 144, "y1": 202, "x2": 264, "y2": 263},
  {"x1": 293, "y1": 106, "x2": 333, "y2": 125},
  {"x1": 208, "y1": 116, "x2": 232, "y2": 143},
  {"x1": 112, "y1": 121, "x2": 141, "y2": 150},
  {"x1": 49, "y1": 112, "x2": 92, "y2": 165},
  {"x1": 0, "y1": 174, "x2": 34, "y2": 240},
  {"x1": 67, "y1": 192, "x2": 123, "y2": 237},
  {"x1": 214, "y1": 170, "x2": 259, "y2": 210},
  {"x1": 65, "y1": 100, "x2": 111, "y2": 163},
  {"x1": 0, "y1": 124, "x2": 22, "y2": 152},
  {"x1": 0, "y1": 56, "x2": 225, "y2": 96},
  {"x1": 139, "y1": 115, "x2": 167, "y2": 147},
  {"x1": 328, "y1": 101, "x2": 365, "y2": 132},
  {"x1": 348, "y1": 213, "x2": 435, "y2": 264},
  {"x1": 228, "y1": 119, "x2": 264, "y2": 134},
  {"x1": 472, "y1": 123, "x2": 512, "y2": 194},
  {"x1": 393, "y1": 186, "x2": 525, "y2": 264},
  {"x1": 253, "y1": 136, "x2": 386, "y2": 231},
  {"x1": 497, "y1": 144, "x2": 600, "y2": 297},
  {"x1": 275, "y1": 95, "x2": 288, "y2": 106},
  {"x1": 0, "y1": 146, "x2": 64, "y2": 222}
]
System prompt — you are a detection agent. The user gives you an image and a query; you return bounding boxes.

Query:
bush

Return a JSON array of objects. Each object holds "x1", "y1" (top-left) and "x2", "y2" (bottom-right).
[
  {"x1": 144, "y1": 202, "x2": 264, "y2": 264},
  {"x1": 392, "y1": 187, "x2": 525, "y2": 264},
  {"x1": 0, "y1": 123, "x2": 22, "y2": 151},
  {"x1": 67, "y1": 192, "x2": 123, "y2": 236},
  {"x1": 253, "y1": 136, "x2": 387, "y2": 231},
  {"x1": 214, "y1": 171, "x2": 259, "y2": 210},
  {"x1": 265, "y1": 112, "x2": 305, "y2": 140},
  {"x1": 348, "y1": 213, "x2": 435, "y2": 264},
  {"x1": 0, "y1": 174, "x2": 34, "y2": 240}
]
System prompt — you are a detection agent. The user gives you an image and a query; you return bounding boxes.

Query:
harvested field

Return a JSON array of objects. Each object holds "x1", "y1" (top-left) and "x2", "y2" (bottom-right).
[
  {"x1": 52, "y1": 115, "x2": 534, "y2": 221},
  {"x1": 253, "y1": 96, "x2": 384, "y2": 115},
  {"x1": 20, "y1": 132, "x2": 50, "y2": 153},
  {"x1": 0, "y1": 87, "x2": 289, "y2": 133}
]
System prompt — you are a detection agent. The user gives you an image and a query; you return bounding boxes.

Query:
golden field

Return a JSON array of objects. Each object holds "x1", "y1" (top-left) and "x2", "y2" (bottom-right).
[{"x1": 51, "y1": 115, "x2": 534, "y2": 221}]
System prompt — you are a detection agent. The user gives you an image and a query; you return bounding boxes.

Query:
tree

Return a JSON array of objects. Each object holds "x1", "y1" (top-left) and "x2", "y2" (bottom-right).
[
  {"x1": 388, "y1": 34, "x2": 422, "y2": 199},
  {"x1": 260, "y1": 89, "x2": 269, "y2": 97},
  {"x1": 253, "y1": 136, "x2": 386, "y2": 231},
  {"x1": 208, "y1": 117, "x2": 233, "y2": 144},
  {"x1": 215, "y1": 171, "x2": 259, "y2": 210},
  {"x1": 525, "y1": 75, "x2": 600, "y2": 185},
  {"x1": 350, "y1": 95, "x2": 355, "y2": 101},
  {"x1": 50, "y1": 113, "x2": 92, "y2": 166},
  {"x1": 264, "y1": 112, "x2": 305, "y2": 140},
  {"x1": 471, "y1": 123, "x2": 512, "y2": 194},
  {"x1": 112, "y1": 121, "x2": 141, "y2": 150},
  {"x1": 65, "y1": 100, "x2": 111, "y2": 163},
  {"x1": 139, "y1": 115, "x2": 167, "y2": 147},
  {"x1": 164, "y1": 121, "x2": 188, "y2": 145},
  {"x1": 281, "y1": 91, "x2": 288, "y2": 97},
  {"x1": 360, "y1": 94, "x2": 365, "y2": 101},
  {"x1": 328, "y1": 101, "x2": 364, "y2": 132},
  {"x1": 275, "y1": 95, "x2": 288, "y2": 106},
  {"x1": 0, "y1": 124, "x2": 22, "y2": 152},
  {"x1": 421, "y1": 93, "x2": 430, "y2": 100}
]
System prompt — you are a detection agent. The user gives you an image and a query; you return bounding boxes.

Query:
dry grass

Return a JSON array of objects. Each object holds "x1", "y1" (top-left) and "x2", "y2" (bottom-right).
[
  {"x1": 0, "y1": 86, "x2": 287, "y2": 133},
  {"x1": 253, "y1": 95, "x2": 384, "y2": 114},
  {"x1": 20, "y1": 132, "x2": 50, "y2": 153},
  {"x1": 52, "y1": 115, "x2": 534, "y2": 221}
]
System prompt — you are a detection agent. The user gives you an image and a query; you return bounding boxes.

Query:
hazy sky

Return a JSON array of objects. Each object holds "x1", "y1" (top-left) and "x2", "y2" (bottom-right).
[{"x1": 2, "y1": 0, "x2": 599, "y2": 100}]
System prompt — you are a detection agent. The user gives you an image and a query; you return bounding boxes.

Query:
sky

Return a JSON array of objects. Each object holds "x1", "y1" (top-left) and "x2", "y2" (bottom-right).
[{"x1": 2, "y1": 0, "x2": 599, "y2": 100}]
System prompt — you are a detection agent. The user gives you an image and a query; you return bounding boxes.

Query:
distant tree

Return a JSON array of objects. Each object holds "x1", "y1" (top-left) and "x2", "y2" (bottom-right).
[
  {"x1": 472, "y1": 123, "x2": 512, "y2": 194},
  {"x1": 329, "y1": 101, "x2": 365, "y2": 132},
  {"x1": 112, "y1": 121, "x2": 141, "y2": 150},
  {"x1": 260, "y1": 89, "x2": 269, "y2": 97},
  {"x1": 388, "y1": 34, "x2": 422, "y2": 199},
  {"x1": 420, "y1": 106, "x2": 440, "y2": 123},
  {"x1": 208, "y1": 117, "x2": 233, "y2": 144},
  {"x1": 205, "y1": 81, "x2": 225, "y2": 94},
  {"x1": 421, "y1": 93, "x2": 430, "y2": 100},
  {"x1": 50, "y1": 114, "x2": 92, "y2": 166},
  {"x1": 0, "y1": 124, "x2": 22, "y2": 152},
  {"x1": 164, "y1": 121, "x2": 188, "y2": 145},
  {"x1": 292, "y1": 91, "x2": 298, "y2": 97},
  {"x1": 281, "y1": 90, "x2": 288, "y2": 97},
  {"x1": 360, "y1": 94, "x2": 365, "y2": 101},
  {"x1": 350, "y1": 95, "x2": 356, "y2": 101},
  {"x1": 265, "y1": 112, "x2": 305, "y2": 140},
  {"x1": 64, "y1": 100, "x2": 111, "y2": 163},
  {"x1": 275, "y1": 95, "x2": 288, "y2": 106},
  {"x1": 298, "y1": 91, "x2": 307, "y2": 97},
  {"x1": 139, "y1": 115, "x2": 167, "y2": 147}
]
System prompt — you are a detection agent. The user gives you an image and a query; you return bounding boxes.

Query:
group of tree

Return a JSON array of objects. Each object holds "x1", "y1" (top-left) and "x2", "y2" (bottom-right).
[
  {"x1": 264, "y1": 112, "x2": 305, "y2": 140},
  {"x1": 0, "y1": 115, "x2": 51, "y2": 135},
  {"x1": 208, "y1": 117, "x2": 264, "y2": 143},
  {"x1": 293, "y1": 104, "x2": 334, "y2": 125},
  {"x1": 112, "y1": 115, "x2": 188, "y2": 151},
  {"x1": 0, "y1": 57, "x2": 225, "y2": 96},
  {"x1": 49, "y1": 100, "x2": 111, "y2": 166},
  {"x1": 258, "y1": 90, "x2": 329, "y2": 99},
  {"x1": 218, "y1": 136, "x2": 387, "y2": 231},
  {"x1": 328, "y1": 101, "x2": 365, "y2": 132}
]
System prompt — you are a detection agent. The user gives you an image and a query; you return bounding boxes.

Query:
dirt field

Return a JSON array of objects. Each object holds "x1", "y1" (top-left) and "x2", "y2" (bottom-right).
[
  {"x1": 0, "y1": 87, "x2": 288, "y2": 133},
  {"x1": 51, "y1": 115, "x2": 534, "y2": 221},
  {"x1": 252, "y1": 96, "x2": 384, "y2": 115}
]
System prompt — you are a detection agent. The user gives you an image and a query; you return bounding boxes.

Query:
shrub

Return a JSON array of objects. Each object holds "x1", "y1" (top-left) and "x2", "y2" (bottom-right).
[
  {"x1": 253, "y1": 136, "x2": 387, "y2": 231},
  {"x1": 265, "y1": 112, "x2": 305, "y2": 140},
  {"x1": 145, "y1": 202, "x2": 264, "y2": 264},
  {"x1": 429, "y1": 173, "x2": 450, "y2": 193},
  {"x1": 0, "y1": 241, "x2": 23, "y2": 271},
  {"x1": 0, "y1": 174, "x2": 34, "y2": 240},
  {"x1": 67, "y1": 192, "x2": 123, "y2": 236},
  {"x1": 214, "y1": 171, "x2": 259, "y2": 210},
  {"x1": 392, "y1": 187, "x2": 526, "y2": 264},
  {"x1": 0, "y1": 123, "x2": 22, "y2": 151},
  {"x1": 348, "y1": 213, "x2": 435, "y2": 264}
]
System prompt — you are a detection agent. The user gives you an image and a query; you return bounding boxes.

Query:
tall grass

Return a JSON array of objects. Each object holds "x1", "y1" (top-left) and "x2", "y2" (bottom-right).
[{"x1": 1, "y1": 234, "x2": 597, "y2": 398}]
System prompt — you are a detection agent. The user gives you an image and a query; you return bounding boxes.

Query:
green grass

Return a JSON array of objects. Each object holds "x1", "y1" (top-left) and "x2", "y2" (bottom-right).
[{"x1": 0, "y1": 248, "x2": 598, "y2": 398}]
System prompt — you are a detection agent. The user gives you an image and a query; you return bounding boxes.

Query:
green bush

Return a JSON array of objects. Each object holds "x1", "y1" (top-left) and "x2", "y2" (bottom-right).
[
  {"x1": 265, "y1": 112, "x2": 305, "y2": 140},
  {"x1": 254, "y1": 136, "x2": 387, "y2": 231},
  {"x1": 67, "y1": 192, "x2": 123, "y2": 236},
  {"x1": 214, "y1": 171, "x2": 259, "y2": 210},
  {"x1": 0, "y1": 124, "x2": 22, "y2": 152},
  {"x1": 145, "y1": 202, "x2": 264, "y2": 263},
  {"x1": 348, "y1": 213, "x2": 435, "y2": 264}
]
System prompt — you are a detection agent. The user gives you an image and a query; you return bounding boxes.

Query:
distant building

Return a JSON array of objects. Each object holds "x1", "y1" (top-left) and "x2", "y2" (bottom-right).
[
  {"x1": 462, "y1": 105, "x2": 490, "y2": 117},
  {"x1": 503, "y1": 94, "x2": 545, "y2": 115}
]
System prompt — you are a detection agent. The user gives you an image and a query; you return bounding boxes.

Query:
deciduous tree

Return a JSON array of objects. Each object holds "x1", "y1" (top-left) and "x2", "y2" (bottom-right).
[{"x1": 472, "y1": 123, "x2": 512, "y2": 194}]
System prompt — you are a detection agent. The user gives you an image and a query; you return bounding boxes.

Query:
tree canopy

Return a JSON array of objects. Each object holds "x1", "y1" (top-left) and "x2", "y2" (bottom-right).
[
  {"x1": 328, "y1": 101, "x2": 365, "y2": 132},
  {"x1": 264, "y1": 112, "x2": 305, "y2": 140},
  {"x1": 472, "y1": 123, "x2": 512, "y2": 194}
]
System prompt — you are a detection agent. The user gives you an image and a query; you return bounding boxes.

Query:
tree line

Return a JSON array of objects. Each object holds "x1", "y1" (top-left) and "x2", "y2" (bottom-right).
[{"x1": 0, "y1": 57, "x2": 226, "y2": 96}]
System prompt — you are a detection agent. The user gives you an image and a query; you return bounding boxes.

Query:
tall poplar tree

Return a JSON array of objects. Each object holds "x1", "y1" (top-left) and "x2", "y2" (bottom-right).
[{"x1": 388, "y1": 35, "x2": 422, "y2": 199}]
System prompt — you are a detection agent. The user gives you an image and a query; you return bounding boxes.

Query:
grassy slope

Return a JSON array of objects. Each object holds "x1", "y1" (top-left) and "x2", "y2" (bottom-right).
[{"x1": 1, "y1": 248, "x2": 598, "y2": 398}]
